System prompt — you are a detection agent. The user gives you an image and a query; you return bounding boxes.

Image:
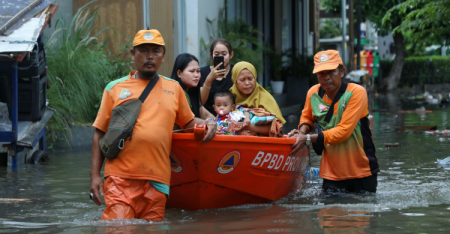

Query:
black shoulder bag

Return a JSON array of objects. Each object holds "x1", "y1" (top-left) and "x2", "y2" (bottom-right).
[
  {"x1": 99, "y1": 74, "x2": 159, "y2": 159},
  {"x1": 312, "y1": 82, "x2": 348, "y2": 155}
]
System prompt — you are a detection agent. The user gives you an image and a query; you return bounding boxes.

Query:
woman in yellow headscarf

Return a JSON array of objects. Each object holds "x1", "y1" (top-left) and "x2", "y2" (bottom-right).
[{"x1": 230, "y1": 61, "x2": 286, "y2": 136}]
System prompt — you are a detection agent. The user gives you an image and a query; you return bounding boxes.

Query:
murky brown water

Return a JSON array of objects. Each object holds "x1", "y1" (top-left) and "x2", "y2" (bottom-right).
[{"x1": 1, "y1": 94, "x2": 450, "y2": 233}]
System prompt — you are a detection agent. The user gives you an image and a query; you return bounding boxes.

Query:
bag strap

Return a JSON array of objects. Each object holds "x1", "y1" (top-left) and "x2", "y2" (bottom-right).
[
  {"x1": 139, "y1": 74, "x2": 159, "y2": 103},
  {"x1": 318, "y1": 81, "x2": 348, "y2": 123}
]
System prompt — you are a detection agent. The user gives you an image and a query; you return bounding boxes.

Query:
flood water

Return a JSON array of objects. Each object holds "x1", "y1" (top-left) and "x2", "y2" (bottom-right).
[{"x1": 1, "y1": 94, "x2": 450, "y2": 233}]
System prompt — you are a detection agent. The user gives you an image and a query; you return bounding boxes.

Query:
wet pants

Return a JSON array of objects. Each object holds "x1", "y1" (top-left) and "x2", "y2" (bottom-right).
[
  {"x1": 322, "y1": 174, "x2": 377, "y2": 194},
  {"x1": 102, "y1": 176, "x2": 167, "y2": 221}
]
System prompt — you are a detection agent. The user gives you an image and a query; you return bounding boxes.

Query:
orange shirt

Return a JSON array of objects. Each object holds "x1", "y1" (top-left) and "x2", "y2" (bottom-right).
[
  {"x1": 93, "y1": 71, "x2": 194, "y2": 185},
  {"x1": 300, "y1": 83, "x2": 379, "y2": 180}
]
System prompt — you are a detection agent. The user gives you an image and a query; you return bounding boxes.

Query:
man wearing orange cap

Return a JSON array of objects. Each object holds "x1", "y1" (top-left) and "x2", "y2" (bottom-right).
[
  {"x1": 289, "y1": 50, "x2": 379, "y2": 195},
  {"x1": 89, "y1": 29, "x2": 217, "y2": 221}
]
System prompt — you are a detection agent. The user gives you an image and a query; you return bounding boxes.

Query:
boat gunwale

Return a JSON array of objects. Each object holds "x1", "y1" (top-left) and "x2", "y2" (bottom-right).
[{"x1": 172, "y1": 133, "x2": 297, "y2": 145}]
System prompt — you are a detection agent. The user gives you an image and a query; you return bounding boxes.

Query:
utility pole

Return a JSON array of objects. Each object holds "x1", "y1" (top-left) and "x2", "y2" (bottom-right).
[
  {"x1": 348, "y1": 0, "x2": 354, "y2": 71},
  {"x1": 356, "y1": 0, "x2": 361, "y2": 69},
  {"x1": 341, "y1": 0, "x2": 346, "y2": 66}
]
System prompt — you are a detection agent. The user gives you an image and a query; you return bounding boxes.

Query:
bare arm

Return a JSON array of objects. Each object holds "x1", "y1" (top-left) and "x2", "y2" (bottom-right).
[
  {"x1": 200, "y1": 106, "x2": 215, "y2": 119},
  {"x1": 90, "y1": 128, "x2": 105, "y2": 206},
  {"x1": 200, "y1": 84, "x2": 212, "y2": 105},
  {"x1": 289, "y1": 125, "x2": 318, "y2": 155},
  {"x1": 243, "y1": 112, "x2": 251, "y2": 127},
  {"x1": 244, "y1": 124, "x2": 271, "y2": 135},
  {"x1": 181, "y1": 117, "x2": 217, "y2": 142}
]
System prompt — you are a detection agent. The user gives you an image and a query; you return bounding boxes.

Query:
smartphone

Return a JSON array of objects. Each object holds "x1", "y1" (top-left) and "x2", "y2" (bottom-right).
[
  {"x1": 213, "y1": 56, "x2": 225, "y2": 81},
  {"x1": 213, "y1": 56, "x2": 225, "y2": 70}
]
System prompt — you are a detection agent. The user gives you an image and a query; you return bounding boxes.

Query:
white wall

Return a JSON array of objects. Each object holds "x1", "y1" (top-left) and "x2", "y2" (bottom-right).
[
  {"x1": 185, "y1": 0, "x2": 200, "y2": 59},
  {"x1": 378, "y1": 32, "x2": 395, "y2": 60},
  {"x1": 173, "y1": 0, "x2": 225, "y2": 66},
  {"x1": 197, "y1": 0, "x2": 225, "y2": 65}
]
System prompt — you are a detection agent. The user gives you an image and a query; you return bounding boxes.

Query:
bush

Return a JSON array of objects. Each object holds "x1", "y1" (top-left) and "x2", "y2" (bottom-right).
[
  {"x1": 45, "y1": 1, "x2": 132, "y2": 149},
  {"x1": 379, "y1": 59, "x2": 393, "y2": 80},
  {"x1": 380, "y1": 56, "x2": 450, "y2": 88}
]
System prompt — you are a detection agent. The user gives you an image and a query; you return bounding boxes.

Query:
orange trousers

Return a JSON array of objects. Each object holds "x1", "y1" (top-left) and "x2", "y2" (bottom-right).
[{"x1": 102, "y1": 176, "x2": 167, "y2": 221}]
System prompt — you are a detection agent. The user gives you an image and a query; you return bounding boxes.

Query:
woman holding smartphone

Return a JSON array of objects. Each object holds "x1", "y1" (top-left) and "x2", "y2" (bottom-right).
[{"x1": 200, "y1": 38, "x2": 234, "y2": 116}]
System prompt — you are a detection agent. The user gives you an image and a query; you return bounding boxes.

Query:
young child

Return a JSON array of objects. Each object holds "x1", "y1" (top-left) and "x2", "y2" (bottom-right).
[
  {"x1": 212, "y1": 90, "x2": 281, "y2": 136},
  {"x1": 212, "y1": 90, "x2": 251, "y2": 135}
]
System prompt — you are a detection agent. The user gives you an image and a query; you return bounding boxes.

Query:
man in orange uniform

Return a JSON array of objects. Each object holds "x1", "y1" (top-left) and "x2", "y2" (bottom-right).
[
  {"x1": 290, "y1": 50, "x2": 379, "y2": 194},
  {"x1": 89, "y1": 29, "x2": 216, "y2": 221}
]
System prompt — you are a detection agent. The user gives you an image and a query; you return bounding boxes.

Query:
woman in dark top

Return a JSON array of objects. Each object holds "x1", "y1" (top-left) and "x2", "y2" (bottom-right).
[
  {"x1": 171, "y1": 53, "x2": 214, "y2": 120},
  {"x1": 200, "y1": 38, "x2": 234, "y2": 116}
]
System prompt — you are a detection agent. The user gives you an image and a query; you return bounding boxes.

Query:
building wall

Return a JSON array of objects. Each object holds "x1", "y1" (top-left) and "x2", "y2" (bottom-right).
[
  {"x1": 149, "y1": 0, "x2": 174, "y2": 77},
  {"x1": 184, "y1": 0, "x2": 200, "y2": 61},
  {"x1": 72, "y1": 0, "x2": 174, "y2": 77},
  {"x1": 73, "y1": 0, "x2": 144, "y2": 59},
  {"x1": 43, "y1": 0, "x2": 73, "y2": 39},
  {"x1": 173, "y1": 0, "x2": 225, "y2": 66},
  {"x1": 198, "y1": 0, "x2": 225, "y2": 65},
  {"x1": 378, "y1": 32, "x2": 395, "y2": 60}
]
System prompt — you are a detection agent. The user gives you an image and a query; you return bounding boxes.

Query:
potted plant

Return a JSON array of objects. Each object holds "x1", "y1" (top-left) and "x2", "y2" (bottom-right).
[
  {"x1": 280, "y1": 48, "x2": 315, "y2": 105},
  {"x1": 268, "y1": 50, "x2": 286, "y2": 94}
]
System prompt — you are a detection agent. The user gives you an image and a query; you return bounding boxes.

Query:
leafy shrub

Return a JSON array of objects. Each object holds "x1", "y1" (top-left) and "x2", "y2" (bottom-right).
[
  {"x1": 380, "y1": 56, "x2": 450, "y2": 88},
  {"x1": 45, "y1": 1, "x2": 132, "y2": 149}
]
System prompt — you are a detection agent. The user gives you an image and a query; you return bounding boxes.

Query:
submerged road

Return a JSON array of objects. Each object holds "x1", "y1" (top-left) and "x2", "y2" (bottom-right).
[{"x1": 1, "y1": 94, "x2": 450, "y2": 233}]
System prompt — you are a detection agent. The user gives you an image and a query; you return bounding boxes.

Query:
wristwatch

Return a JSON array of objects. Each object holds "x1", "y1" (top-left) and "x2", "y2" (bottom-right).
[{"x1": 305, "y1": 134, "x2": 311, "y2": 146}]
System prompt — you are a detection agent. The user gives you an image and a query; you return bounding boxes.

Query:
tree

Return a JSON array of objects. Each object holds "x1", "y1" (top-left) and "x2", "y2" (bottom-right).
[
  {"x1": 383, "y1": 0, "x2": 450, "y2": 41},
  {"x1": 320, "y1": 18, "x2": 344, "y2": 39},
  {"x1": 322, "y1": 0, "x2": 407, "y2": 90},
  {"x1": 403, "y1": 30, "x2": 443, "y2": 56}
]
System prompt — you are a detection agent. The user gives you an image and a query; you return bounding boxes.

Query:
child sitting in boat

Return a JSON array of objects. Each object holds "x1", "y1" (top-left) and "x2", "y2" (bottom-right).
[
  {"x1": 212, "y1": 90, "x2": 279, "y2": 136},
  {"x1": 212, "y1": 90, "x2": 251, "y2": 135}
]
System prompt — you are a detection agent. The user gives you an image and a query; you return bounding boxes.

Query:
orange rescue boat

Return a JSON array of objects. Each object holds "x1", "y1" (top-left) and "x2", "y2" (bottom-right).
[{"x1": 167, "y1": 127, "x2": 309, "y2": 210}]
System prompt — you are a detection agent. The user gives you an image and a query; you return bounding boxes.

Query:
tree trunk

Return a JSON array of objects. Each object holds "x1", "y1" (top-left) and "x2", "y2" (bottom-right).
[{"x1": 383, "y1": 33, "x2": 406, "y2": 91}]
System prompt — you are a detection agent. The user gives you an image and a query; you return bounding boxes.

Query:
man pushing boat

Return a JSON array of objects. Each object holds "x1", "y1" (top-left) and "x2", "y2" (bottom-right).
[
  {"x1": 289, "y1": 50, "x2": 379, "y2": 195},
  {"x1": 89, "y1": 29, "x2": 217, "y2": 221}
]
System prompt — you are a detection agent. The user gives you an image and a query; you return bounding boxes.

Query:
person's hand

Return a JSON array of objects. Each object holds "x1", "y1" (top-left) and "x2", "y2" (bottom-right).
[
  {"x1": 90, "y1": 174, "x2": 104, "y2": 206},
  {"x1": 243, "y1": 118, "x2": 251, "y2": 128},
  {"x1": 290, "y1": 132, "x2": 307, "y2": 155},
  {"x1": 202, "y1": 120, "x2": 217, "y2": 142},
  {"x1": 287, "y1": 129, "x2": 301, "y2": 138},
  {"x1": 229, "y1": 122, "x2": 244, "y2": 131},
  {"x1": 206, "y1": 63, "x2": 227, "y2": 82}
]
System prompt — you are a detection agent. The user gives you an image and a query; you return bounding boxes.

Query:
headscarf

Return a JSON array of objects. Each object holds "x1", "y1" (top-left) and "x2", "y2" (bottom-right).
[
  {"x1": 170, "y1": 53, "x2": 201, "y2": 117},
  {"x1": 230, "y1": 62, "x2": 286, "y2": 124}
]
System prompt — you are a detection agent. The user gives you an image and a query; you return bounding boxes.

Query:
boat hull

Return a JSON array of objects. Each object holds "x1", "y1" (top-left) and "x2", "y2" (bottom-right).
[{"x1": 167, "y1": 134, "x2": 309, "y2": 210}]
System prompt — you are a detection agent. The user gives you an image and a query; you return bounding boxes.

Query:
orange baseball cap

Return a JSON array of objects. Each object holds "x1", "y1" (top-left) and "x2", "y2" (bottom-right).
[
  {"x1": 133, "y1": 29, "x2": 165, "y2": 47},
  {"x1": 312, "y1": 50, "x2": 345, "y2": 74}
]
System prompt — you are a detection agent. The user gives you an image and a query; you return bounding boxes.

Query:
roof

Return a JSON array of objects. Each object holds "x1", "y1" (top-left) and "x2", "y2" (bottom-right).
[
  {"x1": 0, "y1": 0, "x2": 53, "y2": 55},
  {"x1": 0, "y1": 18, "x2": 45, "y2": 54}
]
